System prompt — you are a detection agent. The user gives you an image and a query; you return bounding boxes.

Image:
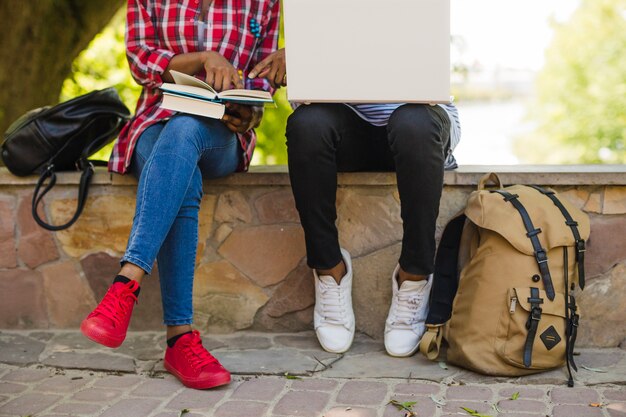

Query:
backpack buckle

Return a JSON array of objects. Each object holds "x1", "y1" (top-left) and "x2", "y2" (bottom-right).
[{"x1": 534, "y1": 249, "x2": 548, "y2": 264}]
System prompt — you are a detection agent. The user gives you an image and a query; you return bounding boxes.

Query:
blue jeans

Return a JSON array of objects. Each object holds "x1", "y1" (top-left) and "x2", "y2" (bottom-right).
[{"x1": 122, "y1": 114, "x2": 240, "y2": 326}]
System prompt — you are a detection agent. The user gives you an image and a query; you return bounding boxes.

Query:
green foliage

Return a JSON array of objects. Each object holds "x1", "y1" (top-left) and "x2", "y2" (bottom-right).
[{"x1": 515, "y1": 0, "x2": 626, "y2": 163}]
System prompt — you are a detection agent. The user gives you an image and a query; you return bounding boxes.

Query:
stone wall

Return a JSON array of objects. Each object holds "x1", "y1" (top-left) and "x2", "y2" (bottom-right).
[{"x1": 1, "y1": 165, "x2": 625, "y2": 348}]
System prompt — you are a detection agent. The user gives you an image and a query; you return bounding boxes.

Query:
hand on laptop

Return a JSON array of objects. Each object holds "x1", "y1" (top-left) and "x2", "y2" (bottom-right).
[{"x1": 249, "y1": 48, "x2": 287, "y2": 89}]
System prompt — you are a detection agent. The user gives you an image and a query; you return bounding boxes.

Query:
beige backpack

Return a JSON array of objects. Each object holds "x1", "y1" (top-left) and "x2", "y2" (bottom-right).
[{"x1": 420, "y1": 173, "x2": 590, "y2": 386}]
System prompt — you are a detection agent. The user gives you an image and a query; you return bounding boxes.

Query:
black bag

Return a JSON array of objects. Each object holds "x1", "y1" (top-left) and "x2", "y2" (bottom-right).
[{"x1": 1, "y1": 88, "x2": 131, "y2": 230}]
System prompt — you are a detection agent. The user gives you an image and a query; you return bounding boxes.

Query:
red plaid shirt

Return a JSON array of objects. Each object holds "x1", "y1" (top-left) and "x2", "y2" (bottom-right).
[{"x1": 109, "y1": 0, "x2": 280, "y2": 174}]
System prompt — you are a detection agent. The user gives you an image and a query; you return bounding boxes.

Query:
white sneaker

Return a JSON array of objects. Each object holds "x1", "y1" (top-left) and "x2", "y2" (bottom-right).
[
  {"x1": 313, "y1": 248, "x2": 355, "y2": 353},
  {"x1": 384, "y1": 265, "x2": 432, "y2": 357}
]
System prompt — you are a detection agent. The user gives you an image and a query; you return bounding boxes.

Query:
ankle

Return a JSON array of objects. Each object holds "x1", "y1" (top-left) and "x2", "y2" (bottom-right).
[
  {"x1": 317, "y1": 260, "x2": 347, "y2": 284},
  {"x1": 397, "y1": 267, "x2": 427, "y2": 287},
  {"x1": 120, "y1": 263, "x2": 146, "y2": 285},
  {"x1": 167, "y1": 325, "x2": 193, "y2": 341}
]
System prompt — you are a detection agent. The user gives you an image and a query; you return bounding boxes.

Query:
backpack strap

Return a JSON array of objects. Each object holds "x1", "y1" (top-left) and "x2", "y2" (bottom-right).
[
  {"x1": 527, "y1": 185, "x2": 586, "y2": 290},
  {"x1": 523, "y1": 287, "x2": 544, "y2": 367},
  {"x1": 419, "y1": 213, "x2": 466, "y2": 360},
  {"x1": 492, "y1": 190, "x2": 556, "y2": 300}
]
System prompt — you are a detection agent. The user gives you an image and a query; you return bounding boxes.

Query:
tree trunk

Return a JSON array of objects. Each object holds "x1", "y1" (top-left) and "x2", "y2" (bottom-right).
[{"x1": 0, "y1": 0, "x2": 125, "y2": 137}]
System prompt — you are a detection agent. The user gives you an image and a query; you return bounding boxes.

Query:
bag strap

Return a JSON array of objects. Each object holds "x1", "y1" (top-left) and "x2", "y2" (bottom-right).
[
  {"x1": 527, "y1": 185, "x2": 586, "y2": 290},
  {"x1": 523, "y1": 287, "x2": 544, "y2": 367},
  {"x1": 32, "y1": 161, "x2": 94, "y2": 231},
  {"x1": 491, "y1": 190, "x2": 556, "y2": 301},
  {"x1": 419, "y1": 213, "x2": 467, "y2": 359}
]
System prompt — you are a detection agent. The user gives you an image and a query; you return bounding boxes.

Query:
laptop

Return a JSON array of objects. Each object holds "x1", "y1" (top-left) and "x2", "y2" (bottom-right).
[{"x1": 283, "y1": 0, "x2": 451, "y2": 104}]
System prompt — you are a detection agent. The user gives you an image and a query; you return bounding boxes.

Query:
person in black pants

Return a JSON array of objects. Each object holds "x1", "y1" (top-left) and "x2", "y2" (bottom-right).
[{"x1": 250, "y1": 49, "x2": 459, "y2": 356}]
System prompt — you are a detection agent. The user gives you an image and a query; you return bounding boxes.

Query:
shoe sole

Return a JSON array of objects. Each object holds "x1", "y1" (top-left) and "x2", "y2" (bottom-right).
[
  {"x1": 164, "y1": 359, "x2": 231, "y2": 390},
  {"x1": 385, "y1": 343, "x2": 420, "y2": 358},
  {"x1": 316, "y1": 330, "x2": 355, "y2": 354},
  {"x1": 80, "y1": 321, "x2": 124, "y2": 349}
]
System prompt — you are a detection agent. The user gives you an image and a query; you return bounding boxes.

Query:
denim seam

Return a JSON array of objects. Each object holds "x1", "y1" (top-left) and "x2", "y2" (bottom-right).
[
  {"x1": 120, "y1": 255, "x2": 152, "y2": 275},
  {"x1": 164, "y1": 318, "x2": 193, "y2": 326}
]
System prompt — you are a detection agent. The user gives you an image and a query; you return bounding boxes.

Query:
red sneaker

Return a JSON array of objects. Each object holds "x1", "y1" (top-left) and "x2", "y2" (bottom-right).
[
  {"x1": 164, "y1": 330, "x2": 231, "y2": 389},
  {"x1": 80, "y1": 280, "x2": 140, "y2": 348}
]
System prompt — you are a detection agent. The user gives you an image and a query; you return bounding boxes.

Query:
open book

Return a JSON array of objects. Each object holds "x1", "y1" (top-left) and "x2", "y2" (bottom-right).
[{"x1": 161, "y1": 70, "x2": 273, "y2": 105}]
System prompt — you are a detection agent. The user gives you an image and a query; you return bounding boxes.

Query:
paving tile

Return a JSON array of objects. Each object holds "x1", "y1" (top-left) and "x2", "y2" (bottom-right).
[
  {"x1": 42, "y1": 351, "x2": 136, "y2": 372},
  {"x1": 383, "y1": 394, "x2": 437, "y2": 417},
  {"x1": 213, "y1": 400, "x2": 269, "y2": 417},
  {"x1": 551, "y1": 387, "x2": 601, "y2": 404},
  {"x1": 33, "y1": 375, "x2": 92, "y2": 393},
  {"x1": 499, "y1": 387, "x2": 546, "y2": 399},
  {"x1": 0, "y1": 393, "x2": 62, "y2": 415},
  {"x1": 0, "y1": 381, "x2": 28, "y2": 394},
  {"x1": 217, "y1": 348, "x2": 319, "y2": 374},
  {"x1": 445, "y1": 385, "x2": 494, "y2": 401},
  {"x1": 129, "y1": 375, "x2": 183, "y2": 398},
  {"x1": 165, "y1": 387, "x2": 230, "y2": 410},
  {"x1": 93, "y1": 375, "x2": 144, "y2": 389},
  {"x1": 71, "y1": 387, "x2": 124, "y2": 402},
  {"x1": 273, "y1": 390, "x2": 331, "y2": 416},
  {"x1": 324, "y1": 406, "x2": 377, "y2": 417},
  {"x1": 553, "y1": 404, "x2": 604, "y2": 417},
  {"x1": 496, "y1": 398, "x2": 547, "y2": 413},
  {"x1": 607, "y1": 403, "x2": 626, "y2": 417},
  {"x1": 1, "y1": 368, "x2": 50, "y2": 383},
  {"x1": 51, "y1": 402, "x2": 104, "y2": 414},
  {"x1": 231, "y1": 378, "x2": 286, "y2": 401},
  {"x1": 604, "y1": 389, "x2": 626, "y2": 402},
  {"x1": 0, "y1": 333, "x2": 45, "y2": 366},
  {"x1": 100, "y1": 398, "x2": 163, "y2": 417},
  {"x1": 442, "y1": 400, "x2": 493, "y2": 415},
  {"x1": 290, "y1": 378, "x2": 339, "y2": 392},
  {"x1": 335, "y1": 381, "x2": 388, "y2": 406},
  {"x1": 392, "y1": 382, "x2": 441, "y2": 396}
]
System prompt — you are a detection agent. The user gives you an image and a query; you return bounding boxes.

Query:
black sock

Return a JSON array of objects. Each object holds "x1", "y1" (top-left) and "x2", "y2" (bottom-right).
[
  {"x1": 167, "y1": 331, "x2": 193, "y2": 348},
  {"x1": 113, "y1": 275, "x2": 141, "y2": 297}
]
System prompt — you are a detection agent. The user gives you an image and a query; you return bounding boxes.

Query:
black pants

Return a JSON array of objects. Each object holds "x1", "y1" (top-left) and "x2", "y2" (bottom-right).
[{"x1": 286, "y1": 103, "x2": 451, "y2": 276}]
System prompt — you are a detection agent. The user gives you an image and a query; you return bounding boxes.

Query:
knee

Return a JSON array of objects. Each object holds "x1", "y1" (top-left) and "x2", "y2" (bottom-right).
[
  {"x1": 286, "y1": 104, "x2": 341, "y2": 155},
  {"x1": 387, "y1": 105, "x2": 444, "y2": 154},
  {"x1": 160, "y1": 115, "x2": 208, "y2": 151}
]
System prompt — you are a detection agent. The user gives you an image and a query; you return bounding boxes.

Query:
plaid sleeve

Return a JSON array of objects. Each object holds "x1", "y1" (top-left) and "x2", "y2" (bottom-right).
[
  {"x1": 126, "y1": 0, "x2": 175, "y2": 89},
  {"x1": 245, "y1": 0, "x2": 280, "y2": 92}
]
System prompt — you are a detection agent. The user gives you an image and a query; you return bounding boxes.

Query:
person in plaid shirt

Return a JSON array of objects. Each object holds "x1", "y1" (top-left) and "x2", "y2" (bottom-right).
[
  {"x1": 251, "y1": 49, "x2": 461, "y2": 357},
  {"x1": 81, "y1": 0, "x2": 279, "y2": 390}
]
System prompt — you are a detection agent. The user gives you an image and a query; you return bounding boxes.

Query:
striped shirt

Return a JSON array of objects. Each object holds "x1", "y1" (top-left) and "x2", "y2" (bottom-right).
[
  {"x1": 346, "y1": 103, "x2": 461, "y2": 170},
  {"x1": 109, "y1": 0, "x2": 280, "y2": 174}
]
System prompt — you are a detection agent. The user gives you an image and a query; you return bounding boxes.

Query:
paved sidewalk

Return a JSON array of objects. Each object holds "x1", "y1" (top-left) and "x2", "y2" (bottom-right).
[{"x1": 0, "y1": 330, "x2": 625, "y2": 417}]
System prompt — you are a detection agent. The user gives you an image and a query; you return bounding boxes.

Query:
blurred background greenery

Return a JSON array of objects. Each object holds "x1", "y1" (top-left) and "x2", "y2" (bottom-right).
[{"x1": 60, "y1": 0, "x2": 625, "y2": 165}]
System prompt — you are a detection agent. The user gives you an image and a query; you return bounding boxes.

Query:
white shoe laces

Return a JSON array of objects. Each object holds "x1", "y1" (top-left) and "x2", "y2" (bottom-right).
[
  {"x1": 390, "y1": 292, "x2": 424, "y2": 330},
  {"x1": 318, "y1": 281, "x2": 348, "y2": 325}
]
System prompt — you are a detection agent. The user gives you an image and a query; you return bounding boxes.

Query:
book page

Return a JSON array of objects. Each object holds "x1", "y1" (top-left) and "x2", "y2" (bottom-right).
[
  {"x1": 160, "y1": 83, "x2": 218, "y2": 100},
  {"x1": 169, "y1": 70, "x2": 218, "y2": 94},
  {"x1": 218, "y1": 90, "x2": 273, "y2": 101}
]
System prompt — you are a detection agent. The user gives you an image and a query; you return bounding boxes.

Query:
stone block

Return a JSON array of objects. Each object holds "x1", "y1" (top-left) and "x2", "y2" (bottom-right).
[
  {"x1": 553, "y1": 404, "x2": 603, "y2": 417},
  {"x1": 214, "y1": 401, "x2": 270, "y2": 417},
  {"x1": 43, "y1": 351, "x2": 136, "y2": 372},
  {"x1": 0, "y1": 333, "x2": 45, "y2": 366},
  {"x1": 262, "y1": 259, "x2": 314, "y2": 318},
  {"x1": 351, "y1": 244, "x2": 400, "y2": 339},
  {"x1": 0, "y1": 393, "x2": 62, "y2": 416},
  {"x1": 215, "y1": 190, "x2": 252, "y2": 223},
  {"x1": 325, "y1": 407, "x2": 377, "y2": 417},
  {"x1": 81, "y1": 252, "x2": 122, "y2": 300},
  {"x1": 0, "y1": 239, "x2": 17, "y2": 269},
  {"x1": 197, "y1": 194, "x2": 217, "y2": 263},
  {"x1": 51, "y1": 194, "x2": 135, "y2": 257},
  {"x1": 273, "y1": 390, "x2": 331, "y2": 416},
  {"x1": 336, "y1": 189, "x2": 402, "y2": 257},
  {"x1": 585, "y1": 191, "x2": 603, "y2": 213},
  {"x1": 551, "y1": 387, "x2": 600, "y2": 404},
  {"x1": 99, "y1": 398, "x2": 163, "y2": 417},
  {"x1": 16, "y1": 195, "x2": 60, "y2": 268},
  {"x1": 559, "y1": 188, "x2": 590, "y2": 210},
  {"x1": 604, "y1": 186, "x2": 626, "y2": 214},
  {"x1": 586, "y1": 215, "x2": 626, "y2": 278},
  {"x1": 577, "y1": 262, "x2": 626, "y2": 347},
  {"x1": 445, "y1": 385, "x2": 494, "y2": 401},
  {"x1": 0, "y1": 269, "x2": 48, "y2": 328},
  {"x1": 254, "y1": 189, "x2": 300, "y2": 223},
  {"x1": 194, "y1": 261, "x2": 269, "y2": 332},
  {"x1": 335, "y1": 381, "x2": 388, "y2": 405},
  {"x1": 231, "y1": 378, "x2": 286, "y2": 401},
  {"x1": 41, "y1": 261, "x2": 96, "y2": 328},
  {"x1": 218, "y1": 224, "x2": 305, "y2": 287},
  {"x1": 291, "y1": 378, "x2": 339, "y2": 392},
  {"x1": 0, "y1": 197, "x2": 15, "y2": 240}
]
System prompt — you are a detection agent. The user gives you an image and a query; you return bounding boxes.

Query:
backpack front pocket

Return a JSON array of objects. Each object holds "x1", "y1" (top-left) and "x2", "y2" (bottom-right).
[{"x1": 496, "y1": 287, "x2": 567, "y2": 370}]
